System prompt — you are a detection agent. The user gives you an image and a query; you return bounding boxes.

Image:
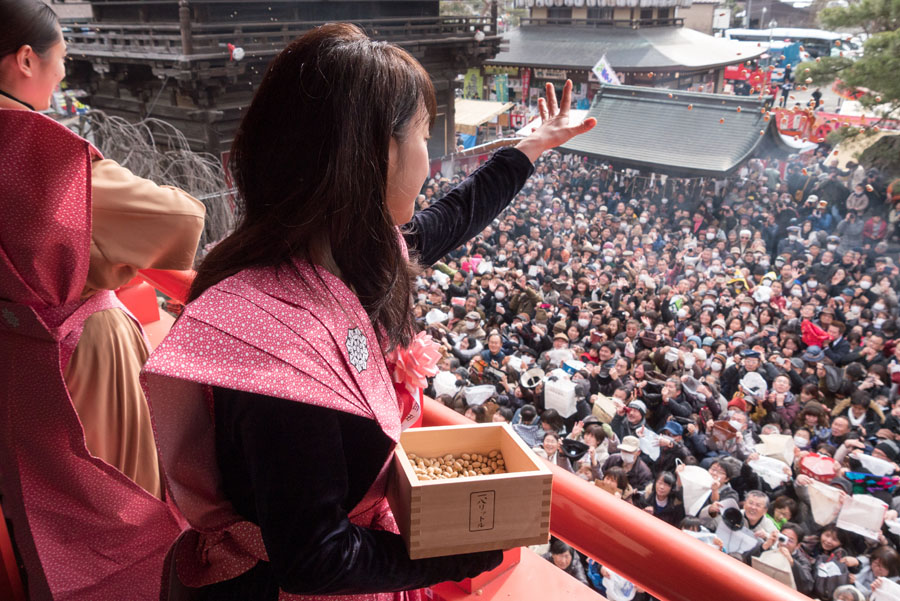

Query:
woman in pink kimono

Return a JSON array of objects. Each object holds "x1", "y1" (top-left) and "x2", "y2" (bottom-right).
[
  {"x1": 0, "y1": 2, "x2": 204, "y2": 599},
  {"x1": 142, "y1": 23, "x2": 594, "y2": 600}
]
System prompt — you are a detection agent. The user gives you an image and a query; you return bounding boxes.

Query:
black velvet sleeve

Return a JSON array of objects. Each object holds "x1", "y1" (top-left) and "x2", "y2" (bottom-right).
[
  {"x1": 403, "y1": 147, "x2": 534, "y2": 266},
  {"x1": 213, "y1": 388, "x2": 502, "y2": 597}
]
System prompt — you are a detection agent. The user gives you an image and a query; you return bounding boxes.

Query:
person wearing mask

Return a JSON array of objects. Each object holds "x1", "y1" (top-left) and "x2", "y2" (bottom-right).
[
  {"x1": 602, "y1": 435, "x2": 653, "y2": 491},
  {"x1": 453, "y1": 310, "x2": 487, "y2": 339}
]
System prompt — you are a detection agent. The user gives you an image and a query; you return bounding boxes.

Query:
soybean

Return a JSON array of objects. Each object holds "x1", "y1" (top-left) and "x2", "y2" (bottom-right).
[{"x1": 406, "y1": 450, "x2": 505, "y2": 481}]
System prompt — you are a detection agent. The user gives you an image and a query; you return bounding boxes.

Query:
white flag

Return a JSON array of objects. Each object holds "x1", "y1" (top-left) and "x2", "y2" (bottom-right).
[{"x1": 592, "y1": 54, "x2": 621, "y2": 86}]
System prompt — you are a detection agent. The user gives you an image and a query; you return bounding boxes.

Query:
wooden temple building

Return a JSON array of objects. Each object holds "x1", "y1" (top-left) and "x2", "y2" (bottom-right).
[{"x1": 63, "y1": 0, "x2": 502, "y2": 159}]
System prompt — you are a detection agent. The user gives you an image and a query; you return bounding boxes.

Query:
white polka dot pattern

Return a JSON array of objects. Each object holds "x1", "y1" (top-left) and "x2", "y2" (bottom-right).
[{"x1": 143, "y1": 259, "x2": 427, "y2": 600}]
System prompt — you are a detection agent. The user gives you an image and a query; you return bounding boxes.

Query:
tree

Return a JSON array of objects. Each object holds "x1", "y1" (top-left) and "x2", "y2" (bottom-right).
[{"x1": 799, "y1": 0, "x2": 900, "y2": 120}]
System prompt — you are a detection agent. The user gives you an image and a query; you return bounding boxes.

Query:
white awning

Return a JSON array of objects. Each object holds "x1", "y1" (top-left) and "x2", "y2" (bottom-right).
[{"x1": 455, "y1": 99, "x2": 515, "y2": 135}]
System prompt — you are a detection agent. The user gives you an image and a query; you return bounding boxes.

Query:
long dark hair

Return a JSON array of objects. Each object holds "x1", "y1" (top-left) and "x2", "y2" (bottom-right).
[
  {"x1": 0, "y1": 0, "x2": 60, "y2": 59},
  {"x1": 190, "y1": 23, "x2": 436, "y2": 350}
]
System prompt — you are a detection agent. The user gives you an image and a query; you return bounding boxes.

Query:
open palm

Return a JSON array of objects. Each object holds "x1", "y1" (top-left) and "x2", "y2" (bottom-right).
[{"x1": 515, "y1": 79, "x2": 597, "y2": 163}]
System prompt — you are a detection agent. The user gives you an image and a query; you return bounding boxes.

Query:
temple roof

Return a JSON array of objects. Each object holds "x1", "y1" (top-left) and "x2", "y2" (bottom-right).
[
  {"x1": 559, "y1": 84, "x2": 790, "y2": 176},
  {"x1": 486, "y1": 25, "x2": 764, "y2": 71}
]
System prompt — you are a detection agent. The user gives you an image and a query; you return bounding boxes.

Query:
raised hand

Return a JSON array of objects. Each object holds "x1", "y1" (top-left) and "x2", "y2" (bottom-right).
[{"x1": 515, "y1": 80, "x2": 596, "y2": 163}]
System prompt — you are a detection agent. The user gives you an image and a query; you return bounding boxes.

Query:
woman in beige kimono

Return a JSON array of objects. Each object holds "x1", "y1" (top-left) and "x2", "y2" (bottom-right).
[{"x1": 0, "y1": 0, "x2": 206, "y2": 498}]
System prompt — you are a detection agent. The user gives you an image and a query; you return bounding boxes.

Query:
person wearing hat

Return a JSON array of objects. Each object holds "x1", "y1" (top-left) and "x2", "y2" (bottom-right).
[
  {"x1": 721, "y1": 348, "x2": 765, "y2": 401},
  {"x1": 453, "y1": 310, "x2": 487, "y2": 339},
  {"x1": 601, "y1": 435, "x2": 653, "y2": 491},
  {"x1": 551, "y1": 331, "x2": 571, "y2": 348},
  {"x1": 809, "y1": 199, "x2": 834, "y2": 232},
  {"x1": 711, "y1": 319, "x2": 728, "y2": 340},
  {"x1": 724, "y1": 371, "x2": 767, "y2": 418},
  {"x1": 777, "y1": 225, "x2": 805, "y2": 258},
  {"x1": 508, "y1": 274, "x2": 542, "y2": 319},
  {"x1": 651, "y1": 421, "x2": 689, "y2": 477},
  {"x1": 610, "y1": 398, "x2": 646, "y2": 440}
]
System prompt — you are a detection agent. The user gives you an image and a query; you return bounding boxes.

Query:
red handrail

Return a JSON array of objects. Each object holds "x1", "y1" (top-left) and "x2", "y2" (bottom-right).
[
  {"x1": 138, "y1": 268, "x2": 195, "y2": 304},
  {"x1": 139, "y1": 269, "x2": 810, "y2": 601},
  {"x1": 422, "y1": 399, "x2": 810, "y2": 601}
]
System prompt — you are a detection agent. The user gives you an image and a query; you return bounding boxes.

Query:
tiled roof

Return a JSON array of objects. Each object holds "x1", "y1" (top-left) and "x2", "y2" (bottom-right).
[
  {"x1": 559, "y1": 84, "x2": 790, "y2": 175},
  {"x1": 487, "y1": 25, "x2": 764, "y2": 70}
]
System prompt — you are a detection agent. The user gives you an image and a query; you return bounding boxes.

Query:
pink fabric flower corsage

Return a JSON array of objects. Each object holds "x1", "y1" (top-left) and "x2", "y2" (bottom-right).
[{"x1": 386, "y1": 330, "x2": 442, "y2": 396}]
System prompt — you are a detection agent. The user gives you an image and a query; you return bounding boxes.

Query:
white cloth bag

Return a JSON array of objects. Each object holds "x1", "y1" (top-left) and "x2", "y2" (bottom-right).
[
  {"x1": 748, "y1": 455, "x2": 791, "y2": 489},
  {"x1": 871, "y1": 577, "x2": 900, "y2": 601},
  {"x1": 680, "y1": 464, "x2": 714, "y2": 516},
  {"x1": 544, "y1": 378, "x2": 577, "y2": 417},
  {"x1": 836, "y1": 494, "x2": 888, "y2": 540},
  {"x1": 602, "y1": 569, "x2": 637, "y2": 601},
  {"x1": 758, "y1": 433, "x2": 795, "y2": 465},
  {"x1": 806, "y1": 480, "x2": 846, "y2": 526},
  {"x1": 752, "y1": 550, "x2": 796, "y2": 590}
]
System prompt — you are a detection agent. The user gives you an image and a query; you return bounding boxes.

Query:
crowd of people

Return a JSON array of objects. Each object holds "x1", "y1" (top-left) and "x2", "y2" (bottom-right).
[{"x1": 415, "y1": 145, "x2": 900, "y2": 600}]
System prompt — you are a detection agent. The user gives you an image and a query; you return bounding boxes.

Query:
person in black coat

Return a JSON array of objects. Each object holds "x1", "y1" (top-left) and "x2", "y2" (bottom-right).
[{"x1": 635, "y1": 472, "x2": 684, "y2": 527}]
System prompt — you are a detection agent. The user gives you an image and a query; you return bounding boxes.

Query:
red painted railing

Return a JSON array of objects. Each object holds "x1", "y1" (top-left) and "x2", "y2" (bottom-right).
[
  {"x1": 422, "y1": 400, "x2": 809, "y2": 601},
  {"x1": 138, "y1": 269, "x2": 810, "y2": 601}
]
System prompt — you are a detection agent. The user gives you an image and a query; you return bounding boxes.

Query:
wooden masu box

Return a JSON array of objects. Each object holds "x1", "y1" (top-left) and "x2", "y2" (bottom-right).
[{"x1": 386, "y1": 423, "x2": 553, "y2": 560}]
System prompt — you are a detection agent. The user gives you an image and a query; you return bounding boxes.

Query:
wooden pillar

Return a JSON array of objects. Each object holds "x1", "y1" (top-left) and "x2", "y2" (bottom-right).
[{"x1": 179, "y1": 0, "x2": 193, "y2": 56}]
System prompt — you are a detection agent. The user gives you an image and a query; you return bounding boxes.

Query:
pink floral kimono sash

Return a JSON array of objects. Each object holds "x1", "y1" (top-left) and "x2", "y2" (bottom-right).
[
  {"x1": 0, "y1": 109, "x2": 183, "y2": 601},
  {"x1": 142, "y1": 259, "x2": 427, "y2": 601}
]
